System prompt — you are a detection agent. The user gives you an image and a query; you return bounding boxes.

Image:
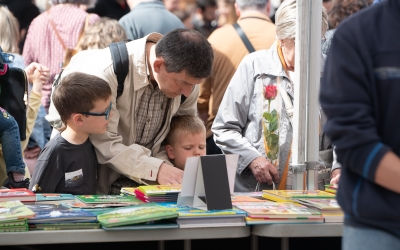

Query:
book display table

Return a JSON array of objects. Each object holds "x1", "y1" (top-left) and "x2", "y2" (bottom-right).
[
  {"x1": 252, "y1": 223, "x2": 343, "y2": 250},
  {"x1": 0, "y1": 226, "x2": 250, "y2": 249}
]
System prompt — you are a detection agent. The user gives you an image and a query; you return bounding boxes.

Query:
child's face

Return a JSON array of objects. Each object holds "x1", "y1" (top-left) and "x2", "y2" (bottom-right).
[
  {"x1": 166, "y1": 132, "x2": 207, "y2": 170},
  {"x1": 82, "y1": 97, "x2": 112, "y2": 134}
]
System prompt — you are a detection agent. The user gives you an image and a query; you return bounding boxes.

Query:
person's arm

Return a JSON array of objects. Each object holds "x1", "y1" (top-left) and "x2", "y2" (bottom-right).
[
  {"x1": 212, "y1": 56, "x2": 278, "y2": 185},
  {"x1": 197, "y1": 74, "x2": 212, "y2": 124},
  {"x1": 320, "y1": 25, "x2": 393, "y2": 191}
]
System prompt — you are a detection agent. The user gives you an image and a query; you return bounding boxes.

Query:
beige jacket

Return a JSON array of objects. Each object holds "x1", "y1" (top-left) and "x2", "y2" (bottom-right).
[{"x1": 60, "y1": 33, "x2": 199, "y2": 194}]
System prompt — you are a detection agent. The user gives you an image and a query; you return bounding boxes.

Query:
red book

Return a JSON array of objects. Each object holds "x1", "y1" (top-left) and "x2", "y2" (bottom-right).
[{"x1": 0, "y1": 188, "x2": 36, "y2": 202}]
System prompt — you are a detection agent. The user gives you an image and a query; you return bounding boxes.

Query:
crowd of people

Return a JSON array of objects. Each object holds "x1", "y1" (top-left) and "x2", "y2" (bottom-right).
[{"x1": 1, "y1": 0, "x2": 399, "y2": 248}]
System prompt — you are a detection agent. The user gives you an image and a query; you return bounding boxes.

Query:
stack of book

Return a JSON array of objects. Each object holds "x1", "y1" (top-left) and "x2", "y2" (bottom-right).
[
  {"x1": 134, "y1": 185, "x2": 181, "y2": 203},
  {"x1": 73, "y1": 195, "x2": 143, "y2": 208},
  {"x1": 293, "y1": 198, "x2": 344, "y2": 223},
  {"x1": 262, "y1": 190, "x2": 335, "y2": 202},
  {"x1": 0, "y1": 200, "x2": 35, "y2": 232},
  {"x1": 235, "y1": 202, "x2": 323, "y2": 225},
  {"x1": 97, "y1": 202, "x2": 179, "y2": 230},
  {"x1": 159, "y1": 203, "x2": 246, "y2": 228},
  {"x1": 26, "y1": 204, "x2": 99, "y2": 230},
  {"x1": 0, "y1": 188, "x2": 36, "y2": 204}
]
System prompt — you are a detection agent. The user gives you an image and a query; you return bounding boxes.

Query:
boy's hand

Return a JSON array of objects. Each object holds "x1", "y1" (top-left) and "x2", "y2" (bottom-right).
[
  {"x1": 31, "y1": 69, "x2": 42, "y2": 95},
  {"x1": 25, "y1": 62, "x2": 49, "y2": 85},
  {"x1": 157, "y1": 163, "x2": 183, "y2": 185}
]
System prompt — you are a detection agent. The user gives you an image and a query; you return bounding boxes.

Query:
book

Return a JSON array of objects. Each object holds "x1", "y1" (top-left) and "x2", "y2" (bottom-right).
[
  {"x1": 101, "y1": 220, "x2": 179, "y2": 230},
  {"x1": 35, "y1": 193, "x2": 75, "y2": 204},
  {"x1": 97, "y1": 203, "x2": 179, "y2": 228},
  {"x1": 262, "y1": 190, "x2": 335, "y2": 202},
  {"x1": 236, "y1": 203, "x2": 322, "y2": 219},
  {"x1": 69, "y1": 202, "x2": 134, "y2": 209},
  {"x1": 159, "y1": 203, "x2": 247, "y2": 218},
  {"x1": 136, "y1": 184, "x2": 181, "y2": 195},
  {"x1": 324, "y1": 184, "x2": 338, "y2": 194},
  {"x1": 293, "y1": 198, "x2": 342, "y2": 212},
  {"x1": 231, "y1": 195, "x2": 267, "y2": 203},
  {"x1": 0, "y1": 225, "x2": 28, "y2": 232},
  {"x1": 75, "y1": 195, "x2": 143, "y2": 205},
  {"x1": 120, "y1": 188, "x2": 136, "y2": 196},
  {"x1": 26, "y1": 204, "x2": 96, "y2": 223},
  {"x1": 0, "y1": 218, "x2": 26, "y2": 227},
  {"x1": 0, "y1": 200, "x2": 35, "y2": 221},
  {"x1": 0, "y1": 188, "x2": 36, "y2": 202},
  {"x1": 29, "y1": 222, "x2": 101, "y2": 230}
]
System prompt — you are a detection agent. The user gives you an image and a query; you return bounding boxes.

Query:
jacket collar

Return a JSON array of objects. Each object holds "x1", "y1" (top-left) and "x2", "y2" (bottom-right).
[{"x1": 126, "y1": 32, "x2": 163, "y2": 91}]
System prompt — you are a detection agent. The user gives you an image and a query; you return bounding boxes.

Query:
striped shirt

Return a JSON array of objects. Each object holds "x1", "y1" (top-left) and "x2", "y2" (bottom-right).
[
  {"x1": 135, "y1": 82, "x2": 171, "y2": 149},
  {"x1": 23, "y1": 4, "x2": 99, "y2": 110}
]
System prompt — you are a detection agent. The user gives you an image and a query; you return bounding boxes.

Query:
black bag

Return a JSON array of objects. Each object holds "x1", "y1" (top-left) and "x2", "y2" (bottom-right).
[{"x1": 0, "y1": 55, "x2": 28, "y2": 141}]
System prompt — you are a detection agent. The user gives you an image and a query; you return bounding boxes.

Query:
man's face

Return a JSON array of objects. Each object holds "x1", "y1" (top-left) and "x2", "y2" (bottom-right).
[
  {"x1": 166, "y1": 132, "x2": 207, "y2": 170},
  {"x1": 154, "y1": 62, "x2": 204, "y2": 98}
]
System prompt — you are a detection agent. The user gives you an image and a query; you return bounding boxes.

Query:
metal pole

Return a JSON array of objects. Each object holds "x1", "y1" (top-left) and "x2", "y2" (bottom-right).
[{"x1": 291, "y1": 0, "x2": 322, "y2": 190}]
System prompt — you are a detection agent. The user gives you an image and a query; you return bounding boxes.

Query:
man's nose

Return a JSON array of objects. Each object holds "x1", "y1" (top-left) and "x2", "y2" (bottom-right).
[{"x1": 181, "y1": 85, "x2": 193, "y2": 97}]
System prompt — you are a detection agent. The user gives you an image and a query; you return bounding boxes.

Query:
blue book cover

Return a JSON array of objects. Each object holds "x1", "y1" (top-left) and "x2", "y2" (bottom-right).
[{"x1": 26, "y1": 204, "x2": 96, "y2": 224}]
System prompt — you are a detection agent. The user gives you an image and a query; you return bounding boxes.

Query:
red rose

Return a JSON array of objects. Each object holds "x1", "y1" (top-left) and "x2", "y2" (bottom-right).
[{"x1": 264, "y1": 84, "x2": 277, "y2": 100}]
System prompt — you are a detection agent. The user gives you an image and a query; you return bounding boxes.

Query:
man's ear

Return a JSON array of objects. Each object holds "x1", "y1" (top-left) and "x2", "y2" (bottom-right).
[
  {"x1": 166, "y1": 144, "x2": 175, "y2": 160},
  {"x1": 153, "y1": 58, "x2": 164, "y2": 74},
  {"x1": 234, "y1": 3, "x2": 241, "y2": 17},
  {"x1": 72, "y1": 113, "x2": 84, "y2": 127}
]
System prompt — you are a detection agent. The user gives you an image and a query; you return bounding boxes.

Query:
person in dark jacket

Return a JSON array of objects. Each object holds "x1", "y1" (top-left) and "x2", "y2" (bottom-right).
[
  {"x1": 87, "y1": 0, "x2": 130, "y2": 20},
  {"x1": 320, "y1": 0, "x2": 400, "y2": 249}
]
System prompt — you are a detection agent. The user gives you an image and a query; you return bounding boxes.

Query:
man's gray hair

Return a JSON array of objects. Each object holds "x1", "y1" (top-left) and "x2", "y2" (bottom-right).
[
  {"x1": 235, "y1": 0, "x2": 268, "y2": 11},
  {"x1": 51, "y1": 0, "x2": 93, "y2": 5},
  {"x1": 275, "y1": 0, "x2": 328, "y2": 40}
]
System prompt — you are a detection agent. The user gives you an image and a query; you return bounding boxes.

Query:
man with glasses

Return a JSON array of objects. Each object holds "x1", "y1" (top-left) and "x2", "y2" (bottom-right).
[{"x1": 29, "y1": 72, "x2": 112, "y2": 195}]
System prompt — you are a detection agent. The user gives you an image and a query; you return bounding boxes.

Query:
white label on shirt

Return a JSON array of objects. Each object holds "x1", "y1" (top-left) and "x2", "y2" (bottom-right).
[{"x1": 65, "y1": 169, "x2": 83, "y2": 188}]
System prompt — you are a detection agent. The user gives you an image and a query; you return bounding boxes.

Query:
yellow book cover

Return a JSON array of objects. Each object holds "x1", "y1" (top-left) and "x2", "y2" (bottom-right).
[
  {"x1": 137, "y1": 184, "x2": 181, "y2": 195},
  {"x1": 262, "y1": 190, "x2": 335, "y2": 202}
]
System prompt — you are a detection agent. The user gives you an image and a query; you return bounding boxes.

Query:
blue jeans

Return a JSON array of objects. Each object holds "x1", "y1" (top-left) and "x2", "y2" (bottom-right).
[
  {"x1": 28, "y1": 105, "x2": 50, "y2": 149},
  {"x1": 343, "y1": 225, "x2": 400, "y2": 250},
  {"x1": 0, "y1": 107, "x2": 25, "y2": 175}
]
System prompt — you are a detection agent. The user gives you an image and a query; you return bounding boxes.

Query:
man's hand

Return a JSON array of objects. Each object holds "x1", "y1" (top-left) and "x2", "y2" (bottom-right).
[
  {"x1": 157, "y1": 162, "x2": 183, "y2": 185},
  {"x1": 248, "y1": 156, "x2": 279, "y2": 185},
  {"x1": 330, "y1": 168, "x2": 341, "y2": 185}
]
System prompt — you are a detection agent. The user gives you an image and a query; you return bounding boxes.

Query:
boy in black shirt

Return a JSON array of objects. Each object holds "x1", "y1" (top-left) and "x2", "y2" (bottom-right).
[{"x1": 29, "y1": 72, "x2": 111, "y2": 194}]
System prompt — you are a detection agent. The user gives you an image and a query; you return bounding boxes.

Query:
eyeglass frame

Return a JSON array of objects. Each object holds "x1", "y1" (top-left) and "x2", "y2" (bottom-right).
[{"x1": 79, "y1": 102, "x2": 112, "y2": 120}]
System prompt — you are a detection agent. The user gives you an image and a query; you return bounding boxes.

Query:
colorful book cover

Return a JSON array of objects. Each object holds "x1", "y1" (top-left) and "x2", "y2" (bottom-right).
[
  {"x1": 30, "y1": 222, "x2": 101, "y2": 230},
  {"x1": 120, "y1": 188, "x2": 136, "y2": 196},
  {"x1": 0, "y1": 188, "x2": 36, "y2": 202},
  {"x1": 137, "y1": 184, "x2": 181, "y2": 195},
  {"x1": 36, "y1": 193, "x2": 75, "y2": 202},
  {"x1": 231, "y1": 195, "x2": 266, "y2": 203},
  {"x1": 26, "y1": 204, "x2": 96, "y2": 223},
  {"x1": 294, "y1": 198, "x2": 342, "y2": 211},
  {"x1": 0, "y1": 218, "x2": 26, "y2": 227},
  {"x1": 324, "y1": 184, "x2": 338, "y2": 194},
  {"x1": 75, "y1": 195, "x2": 143, "y2": 205},
  {"x1": 262, "y1": 190, "x2": 335, "y2": 202},
  {"x1": 97, "y1": 203, "x2": 178, "y2": 227},
  {"x1": 0, "y1": 200, "x2": 35, "y2": 221},
  {"x1": 236, "y1": 203, "x2": 321, "y2": 219},
  {"x1": 159, "y1": 203, "x2": 246, "y2": 218}
]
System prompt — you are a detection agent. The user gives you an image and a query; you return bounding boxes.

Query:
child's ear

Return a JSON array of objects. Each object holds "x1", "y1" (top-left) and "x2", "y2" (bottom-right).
[
  {"x1": 72, "y1": 113, "x2": 84, "y2": 126},
  {"x1": 166, "y1": 145, "x2": 175, "y2": 160}
]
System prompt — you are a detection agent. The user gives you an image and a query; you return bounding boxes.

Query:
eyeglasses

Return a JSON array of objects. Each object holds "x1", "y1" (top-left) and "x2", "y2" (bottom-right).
[{"x1": 80, "y1": 102, "x2": 112, "y2": 120}]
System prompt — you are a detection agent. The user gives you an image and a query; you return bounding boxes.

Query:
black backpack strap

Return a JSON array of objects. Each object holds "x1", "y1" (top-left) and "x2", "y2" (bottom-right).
[
  {"x1": 233, "y1": 23, "x2": 255, "y2": 53},
  {"x1": 109, "y1": 41, "x2": 129, "y2": 99}
]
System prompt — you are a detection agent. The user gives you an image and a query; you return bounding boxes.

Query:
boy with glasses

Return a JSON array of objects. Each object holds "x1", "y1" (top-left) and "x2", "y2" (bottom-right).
[{"x1": 29, "y1": 72, "x2": 111, "y2": 194}]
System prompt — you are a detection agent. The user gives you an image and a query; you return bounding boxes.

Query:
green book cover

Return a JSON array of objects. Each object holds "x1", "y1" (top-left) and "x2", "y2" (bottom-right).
[
  {"x1": 75, "y1": 195, "x2": 143, "y2": 205},
  {"x1": 97, "y1": 203, "x2": 179, "y2": 228},
  {"x1": 0, "y1": 200, "x2": 35, "y2": 221},
  {"x1": 0, "y1": 225, "x2": 28, "y2": 232},
  {"x1": 0, "y1": 218, "x2": 26, "y2": 227},
  {"x1": 30, "y1": 222, "x2": 101, "y2": 230}
]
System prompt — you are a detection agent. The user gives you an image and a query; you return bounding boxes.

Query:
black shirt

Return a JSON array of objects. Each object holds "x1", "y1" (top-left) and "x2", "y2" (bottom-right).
[{"x1": 29, "y1": 133, "x2": 97, "y2": 195}]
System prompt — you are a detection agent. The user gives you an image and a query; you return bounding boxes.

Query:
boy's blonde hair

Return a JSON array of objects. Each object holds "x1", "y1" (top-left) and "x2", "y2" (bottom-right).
[{"x1": 166, "y1": 115, "x2": 206, "y2": 146}]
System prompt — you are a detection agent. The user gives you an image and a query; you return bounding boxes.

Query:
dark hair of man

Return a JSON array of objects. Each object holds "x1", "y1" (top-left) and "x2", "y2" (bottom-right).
[
  {"x1": 155, "y1": 28, "x2": 214, "y2": 79},
  {"x1": 53, "y1": 72, "x2": 112, "y2": 126},
  {"x1": 196, "y1": 0, "x2": 217, "y2": 11}
]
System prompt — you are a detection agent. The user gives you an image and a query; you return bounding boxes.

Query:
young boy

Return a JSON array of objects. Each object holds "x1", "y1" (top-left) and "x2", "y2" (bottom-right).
[
  {"x1": 165, "y1": 115, "x2": 207, "y2": 170},
  {"x1": 29, "y1": 72, "x2": 111, "y2": 194}
]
